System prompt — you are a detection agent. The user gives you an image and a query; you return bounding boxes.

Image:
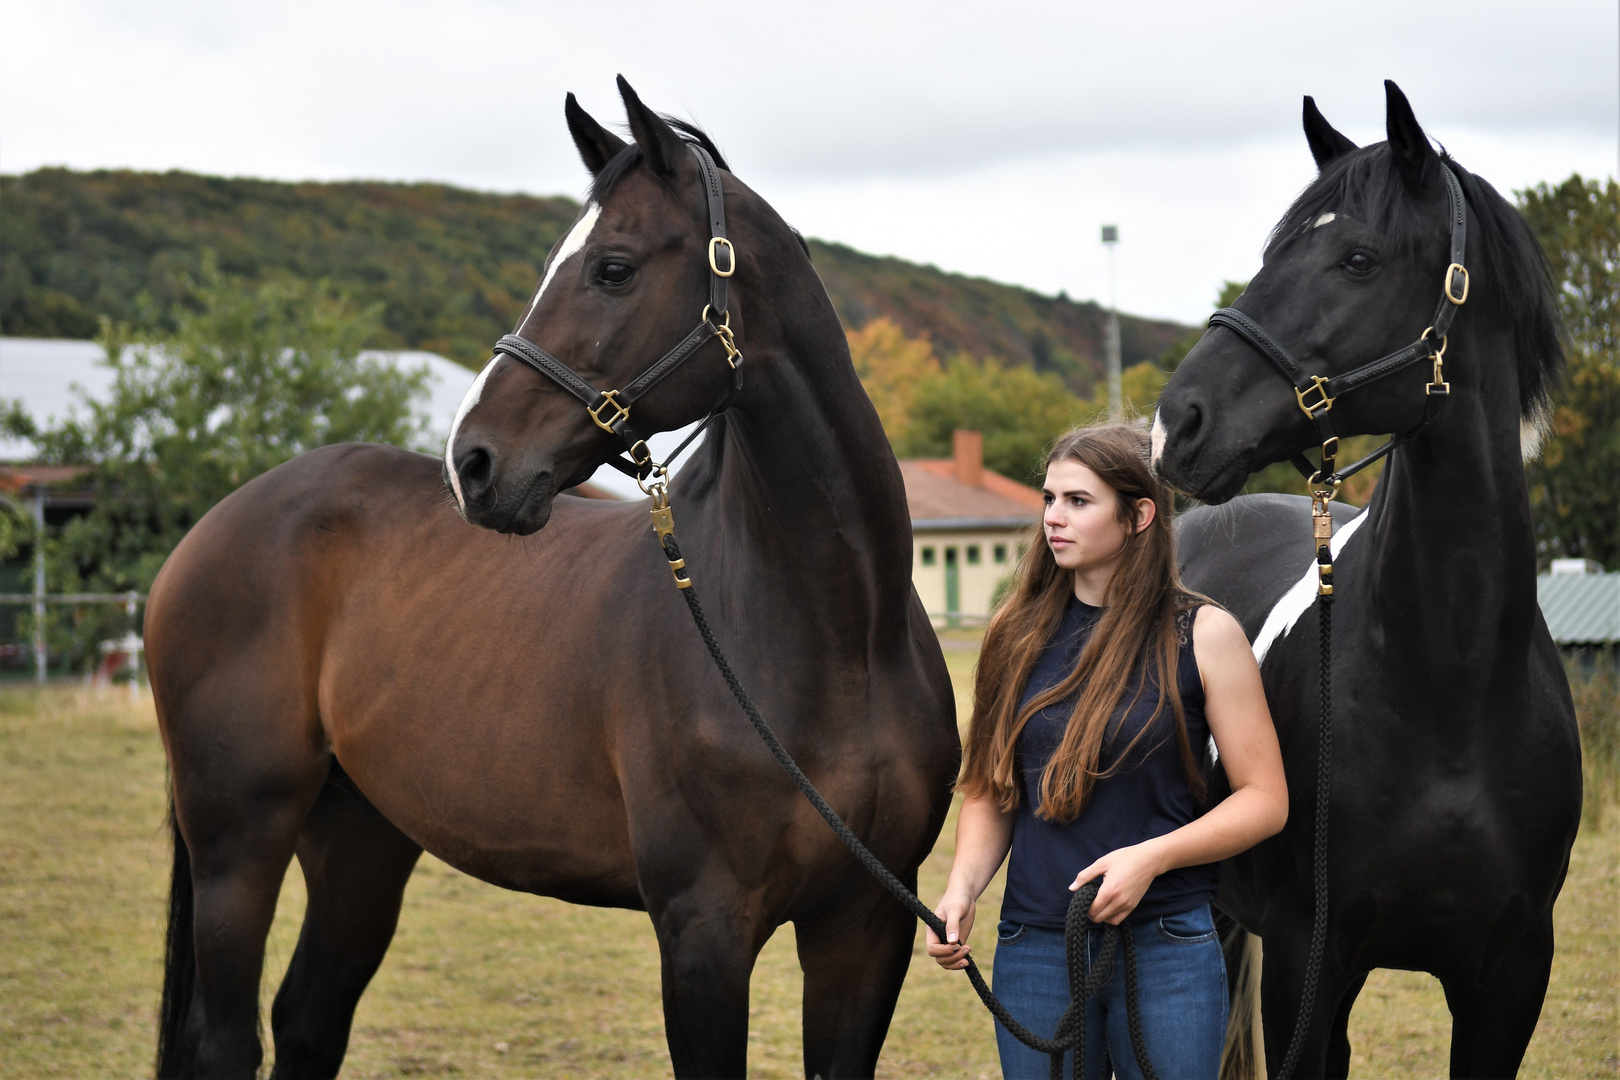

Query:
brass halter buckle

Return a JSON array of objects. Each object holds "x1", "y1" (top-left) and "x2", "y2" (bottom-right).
[
  {"x1": 1444, "y1": 263, "x2": 1470, "y2": 306},
  {"x1": 1295, "y1": 375, "x2": 1335, "y2": 418},
  {"x1": 708, "y1": 237, "x2": 737, "y2": 278},
  {"x1": 587, "y1": 389, "x2": 631, "y2": 435}
]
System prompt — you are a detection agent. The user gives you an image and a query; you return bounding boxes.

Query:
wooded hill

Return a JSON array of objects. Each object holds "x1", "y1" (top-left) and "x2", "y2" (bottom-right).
[{"x1": 1, "y1": 168, "x2": 1189, "y2": 388}]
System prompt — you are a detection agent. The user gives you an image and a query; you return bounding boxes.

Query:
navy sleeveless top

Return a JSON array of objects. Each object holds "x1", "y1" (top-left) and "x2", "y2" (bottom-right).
[{"x1": 999, "y1": 595, "x2": 1218, "y2": 928}]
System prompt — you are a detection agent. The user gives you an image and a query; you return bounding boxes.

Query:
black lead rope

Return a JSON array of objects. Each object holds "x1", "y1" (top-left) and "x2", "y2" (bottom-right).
[
  {"x1": 656, "y1": 529, "x2": 1160, "y2": 1080},
  {"x1": 1274, "y1": 589, "x2": 1334, "y2": 1080}
]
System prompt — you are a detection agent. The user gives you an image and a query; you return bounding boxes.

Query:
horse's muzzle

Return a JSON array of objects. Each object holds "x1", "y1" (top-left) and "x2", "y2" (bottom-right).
[
  {"x1": 1154, "y1": 395, "x2": 1256, "y2": 504},
  {"x1": 449, "y1": 440, "x2": 555, "y2": 535}
]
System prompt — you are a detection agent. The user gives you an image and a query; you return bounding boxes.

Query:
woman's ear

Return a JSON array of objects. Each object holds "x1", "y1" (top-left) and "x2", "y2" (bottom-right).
[{"x1": 1134, "y1": 497, "x2": 1157, "y2": 534}]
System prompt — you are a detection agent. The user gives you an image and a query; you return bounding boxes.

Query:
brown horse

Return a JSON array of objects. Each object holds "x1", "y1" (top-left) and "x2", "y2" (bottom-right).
[{"x1": 149, "y1": 78, "x2": 959, "y2": 1079}]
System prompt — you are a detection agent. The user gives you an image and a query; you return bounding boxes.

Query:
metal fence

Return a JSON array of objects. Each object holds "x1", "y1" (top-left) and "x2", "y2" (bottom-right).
[{"x1": 0, "y1": 591, "x2": 144, "y2": 685}]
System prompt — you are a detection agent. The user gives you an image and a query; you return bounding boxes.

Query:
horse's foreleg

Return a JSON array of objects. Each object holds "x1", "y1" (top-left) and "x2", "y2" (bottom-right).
[
  {"x1": 1440, "y1": 913, "x2": 1553, "y2": 1080},
  {"x1": 648, "y1": 881, "x2": 771, "y2": 1079},
  {"x1": 268, "y1": 768, "x2": 423, "y2": 1080},
  {"x1": 795, "y1": 880, "x2": 917, "y2": 1080},
  {"x1": 1324, "y1": 971, "x2": 1367, "y2": 1079},
  {"x1": 1258, "y1": 907, "x2": 1359, "y2": 1080}
]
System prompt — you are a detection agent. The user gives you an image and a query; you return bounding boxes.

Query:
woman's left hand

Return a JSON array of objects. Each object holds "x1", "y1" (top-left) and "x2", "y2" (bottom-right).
[{"x1": 1070, "y1": 841, "x2": 1164, "y2": 925}]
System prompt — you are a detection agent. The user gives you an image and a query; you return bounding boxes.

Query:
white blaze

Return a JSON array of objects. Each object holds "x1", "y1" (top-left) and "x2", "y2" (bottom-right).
[
  {"x1": 444, "y1": 356, "x2": 499, "y2": 512},
  {"x1": 444, "y1": 202, "x2": 605, "y2": 512},
  {"x1": 520, "y1": 202, "x2": 602, "y2": 330},
  {"x1": 1313, "y1": 212, "x2": 1337, "y2": 228},
  {"x1": 1250, "y1": 509, "x2": 1370, "y2": 666},
  {"x1": 1150, "y1": 409, "x2": 1167, "y2": 467}
]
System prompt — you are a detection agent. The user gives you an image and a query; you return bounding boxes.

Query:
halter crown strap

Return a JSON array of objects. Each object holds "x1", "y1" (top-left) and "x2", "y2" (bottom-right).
[
  {"x1": 1206, "y1": 164, "x2": 1468, "y2": 485},
  {"x1": 486, "y1": 143, "x2": 742, "y2": 480}
]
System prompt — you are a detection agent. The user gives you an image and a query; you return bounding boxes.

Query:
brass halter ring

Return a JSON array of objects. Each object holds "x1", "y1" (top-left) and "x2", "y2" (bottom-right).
[{"x1": 637, "y1": 463, "x2": 671, "y2": 498}]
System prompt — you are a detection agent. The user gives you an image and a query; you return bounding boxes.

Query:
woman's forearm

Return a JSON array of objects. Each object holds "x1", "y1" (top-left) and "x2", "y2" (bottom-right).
[
  {"x1": 1139, "y1": 783, "x2": 1287, "y2": 877},
  {"x1": 943, "y1": 793, "x2": 1016, "y2": 900}
]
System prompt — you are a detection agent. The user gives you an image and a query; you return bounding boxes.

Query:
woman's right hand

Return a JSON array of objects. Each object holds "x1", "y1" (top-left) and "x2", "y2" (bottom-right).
[{"x1": 925, "y1": 891, "x2": 977, "y2": 970}]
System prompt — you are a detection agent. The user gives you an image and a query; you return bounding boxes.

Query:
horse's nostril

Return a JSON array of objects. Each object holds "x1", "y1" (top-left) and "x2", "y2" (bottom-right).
[
  {"x1": 456, "y1": 445, "x2": 494, "y2": 499},
  {"x1": 1181, "y1": 401, "x2": 1205, "y2": 444}
]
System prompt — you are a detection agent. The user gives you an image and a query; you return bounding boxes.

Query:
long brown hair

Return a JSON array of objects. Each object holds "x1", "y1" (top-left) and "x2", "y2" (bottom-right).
[{"x1": 958, "y1": 423, "x2": 1205, "y2": 822}]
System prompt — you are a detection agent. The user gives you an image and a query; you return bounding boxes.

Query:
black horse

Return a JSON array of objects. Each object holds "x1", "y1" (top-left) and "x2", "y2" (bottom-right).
[
  {"x1": 1154, "y1": 82, "x2": 1581, "y2": 1078},
  {"x1": 148, "y1": 79, "x2": 958, "y2": 1078}
]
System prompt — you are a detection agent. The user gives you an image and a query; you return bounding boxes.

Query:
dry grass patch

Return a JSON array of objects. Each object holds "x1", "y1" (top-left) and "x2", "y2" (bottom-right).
[{"x1": 0, "y1": 659, "x2": 1612, "y2": 1078}]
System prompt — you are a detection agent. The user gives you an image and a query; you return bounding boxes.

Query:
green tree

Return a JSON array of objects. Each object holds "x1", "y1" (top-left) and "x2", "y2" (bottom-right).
[
  {"x1": 1520, "y1": 175, "x2": 1620, "y2": 570},
  {"x1": 5, "y1": 264, "x2": 430, "y2": 665},
  {"x1": 896, "y1": 356, "x2": 1084, "y2": 483}
]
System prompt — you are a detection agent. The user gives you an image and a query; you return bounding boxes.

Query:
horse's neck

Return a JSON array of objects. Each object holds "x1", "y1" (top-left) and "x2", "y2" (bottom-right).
[
  {"x1": 686, "y1": 284, "x2": 915, "y2": 643},
  {"x1": 1357, "y1": 324, "x2": 1538, "y2": 677}
]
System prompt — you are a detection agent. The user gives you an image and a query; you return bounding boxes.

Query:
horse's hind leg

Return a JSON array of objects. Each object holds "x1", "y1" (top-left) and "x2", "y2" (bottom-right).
[
  {"x1": 796, "y1": 880, "x2": 917, "y2": 1080},
  {"x1": 269, "y1": 765, "x2": 423, "y2": 1080},
  {"x1": 1441, "y1": 914, "x2": 1553, "y2": 1080},
  {"x1": 169, "y1": 707, "x2": 329, "y2": 1077}
]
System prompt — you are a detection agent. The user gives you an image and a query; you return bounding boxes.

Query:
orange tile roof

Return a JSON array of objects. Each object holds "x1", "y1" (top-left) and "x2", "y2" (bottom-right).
[
  {"x1": 0, "y1": 464, "x2": 91, "y2": 492},
  {"x1": 899, "y1": 459, "x2": 1043, "y2": 524}
]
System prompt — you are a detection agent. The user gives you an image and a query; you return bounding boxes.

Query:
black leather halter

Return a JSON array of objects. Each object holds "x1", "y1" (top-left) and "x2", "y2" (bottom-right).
[
  {"x1": 489, "y1": 143, "x2": 743, "y2": 483},
  {"x1": 1206, "y1": 164, "x2": 1470, "y2": 488}
]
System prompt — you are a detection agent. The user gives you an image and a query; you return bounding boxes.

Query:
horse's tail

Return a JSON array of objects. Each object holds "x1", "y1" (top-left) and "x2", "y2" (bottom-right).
[
  {"x1": 1218, "y1": 922, "x2": 1265, "y2": 1080},
  {"x1": 156, "y1": 799, "x2": 197, "y2": 1079}
]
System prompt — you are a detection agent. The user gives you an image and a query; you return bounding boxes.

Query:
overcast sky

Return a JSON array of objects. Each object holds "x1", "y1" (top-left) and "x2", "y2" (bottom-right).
[{"x1": 3, "y1": 0, "x2": 1616, "y2": 326}]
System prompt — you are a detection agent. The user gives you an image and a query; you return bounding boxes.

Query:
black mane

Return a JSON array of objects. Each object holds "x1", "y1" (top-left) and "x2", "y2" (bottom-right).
[
  {"x1": 588, "y1": 116, "x2": 730, "y2": 205},
  {"x1": 1268, "y1": 145, "x2": 1564, "y2": 423}
]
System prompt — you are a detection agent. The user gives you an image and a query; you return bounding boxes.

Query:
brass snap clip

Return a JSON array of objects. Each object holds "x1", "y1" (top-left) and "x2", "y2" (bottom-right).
[
  {"x1": 1421, "y1": 326, "x2": 1451, "y2": 395},
  {"x1": 1311, "y1": 483, "x2": 1339, "y2": 597},
  {"x1": 646, "y1": 483, "x2": 691, "y2": 590},
  {"x1": 703, "y1": 306, "x2": 742, "y2": 369}
]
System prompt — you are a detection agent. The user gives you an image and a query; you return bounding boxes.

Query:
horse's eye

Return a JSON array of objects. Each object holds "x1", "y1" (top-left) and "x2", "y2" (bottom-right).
[
  {"x1": 1343, "y1": 252, "x2": 1376, "y2": 276},
  {"x1": 599, "y1": 261, "x2": 634, "y2": 286}
]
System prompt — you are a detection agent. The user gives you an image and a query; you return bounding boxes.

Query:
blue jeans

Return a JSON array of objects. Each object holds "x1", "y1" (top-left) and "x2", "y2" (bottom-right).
[{"x1": 990, "y1": 903, "x2": 1227, "y2": 1080}]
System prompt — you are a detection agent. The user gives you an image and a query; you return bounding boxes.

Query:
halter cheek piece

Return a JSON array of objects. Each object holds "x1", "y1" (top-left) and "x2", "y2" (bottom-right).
[
  {"x1": 488, "y1": 144, "x2": 743, "y2": 490},
  {"x1": 1207, "y1": 163, "x2": 1469, "y2": 493}
]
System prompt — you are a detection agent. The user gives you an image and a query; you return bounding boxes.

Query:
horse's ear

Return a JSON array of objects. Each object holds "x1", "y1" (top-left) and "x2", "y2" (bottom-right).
[
  {"x1": 1384, "y1": 79, "x2": 1437, "y2": 193},
  {"x1": 617, "y1": 75, "x2": 687, "y2": 180},
  {"x1": 565, "y1": 93, "x2": 627, "y2": 177},
  {"x1": 1303, "y1": 96, "x2": 1357, "y2": 170}
]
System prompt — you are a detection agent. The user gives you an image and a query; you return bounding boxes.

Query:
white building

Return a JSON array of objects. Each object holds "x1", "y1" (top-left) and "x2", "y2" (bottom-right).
[{"x1": 900, "y1": 430, "x2": 1042, "y2": 627}]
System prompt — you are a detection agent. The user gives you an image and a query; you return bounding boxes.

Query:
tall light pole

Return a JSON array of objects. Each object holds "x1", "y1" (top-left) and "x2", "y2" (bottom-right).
[
  {"x1": 31, "y1": 483, "x2": 45, "y2": 683},
  {"x1": 1101, "y1": 225, "x2": 1121, "y2": 418}
]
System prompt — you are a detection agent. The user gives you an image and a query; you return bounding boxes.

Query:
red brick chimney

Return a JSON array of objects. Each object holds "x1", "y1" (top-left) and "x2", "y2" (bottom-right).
[{"x1": 953, "y1": 429, "x2": 983, "y2": 488}]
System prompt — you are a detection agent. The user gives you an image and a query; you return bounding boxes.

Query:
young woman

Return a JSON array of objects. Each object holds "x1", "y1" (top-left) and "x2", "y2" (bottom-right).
[{"x1": 926, "y1": 424, "x2": 1287, "y2": 1080}]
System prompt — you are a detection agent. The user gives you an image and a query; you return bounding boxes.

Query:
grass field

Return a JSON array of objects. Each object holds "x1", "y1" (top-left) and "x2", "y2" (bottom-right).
[{"x1": 1, "y1": 654, "x2": 1614, "y2": 1078}]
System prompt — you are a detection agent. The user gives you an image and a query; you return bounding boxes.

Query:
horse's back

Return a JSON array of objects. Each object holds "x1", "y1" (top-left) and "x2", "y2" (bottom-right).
[{"x1": 1174, "y1": 493, "x2": 1363, "y2": 635}]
